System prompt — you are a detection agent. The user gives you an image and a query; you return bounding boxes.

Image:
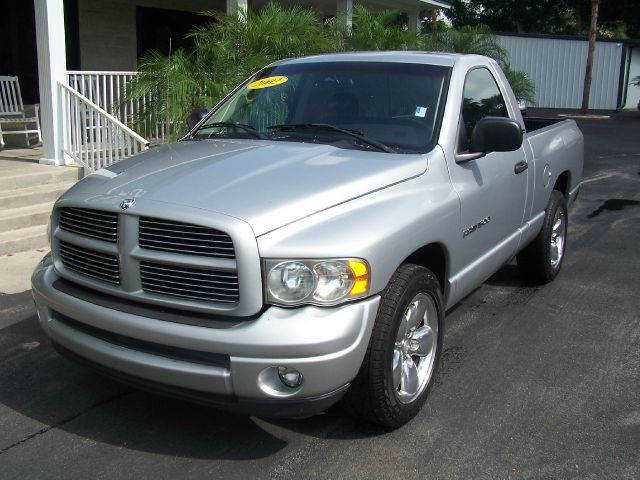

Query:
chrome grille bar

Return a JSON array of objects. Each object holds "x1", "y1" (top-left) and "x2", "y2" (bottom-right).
[
  {"x1": 59, "y1": 207, "x2": 118, "y2": 242},
  {"x1": 139, "y1": 217, "x2": 235, "y2": 258},
  {"x1": 140, "y1": 261, "x2": 239, "y2": 304},
  {"x1": 60, "y1": 241, "x2": 120, "y2": 284}
]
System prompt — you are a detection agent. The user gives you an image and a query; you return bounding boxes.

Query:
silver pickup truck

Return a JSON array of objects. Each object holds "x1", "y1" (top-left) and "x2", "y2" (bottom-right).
[{"x1": 32, "y1": 52, "x2": 583, "y2": 428}]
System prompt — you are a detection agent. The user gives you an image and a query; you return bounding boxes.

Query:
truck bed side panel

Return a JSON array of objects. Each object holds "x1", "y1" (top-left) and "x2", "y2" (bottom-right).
[{"x1": 521, "y1": 119, "x2": 584, "y2": 248}]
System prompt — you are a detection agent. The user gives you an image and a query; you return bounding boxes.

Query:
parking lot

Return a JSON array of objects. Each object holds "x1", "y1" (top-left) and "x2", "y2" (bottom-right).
[{"x1": 1, "y1": 111, "x2": 638, "y2": 480}]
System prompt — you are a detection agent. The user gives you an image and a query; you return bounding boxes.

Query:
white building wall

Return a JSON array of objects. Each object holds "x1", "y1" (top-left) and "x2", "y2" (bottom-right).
[
  {"x1": 77, "y1": 0, "x2": 225, "y2": 71},
  {"x1": 623, "y1": 47, "x2": 640, "y2": 110},
  {"x1": 498, "y1": 34, "x2": 624, "y2": 110}
]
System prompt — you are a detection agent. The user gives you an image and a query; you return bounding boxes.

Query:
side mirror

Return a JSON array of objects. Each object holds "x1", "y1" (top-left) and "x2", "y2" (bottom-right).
[
  {"x1": 456, "y1": 117, "x2": 523, "y2": 163},
  {"x1": 187, "y1": 108, "x2": 209, "y2": 131}
]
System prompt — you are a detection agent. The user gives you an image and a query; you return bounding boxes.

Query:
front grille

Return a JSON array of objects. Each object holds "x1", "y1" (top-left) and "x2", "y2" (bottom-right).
[
  {"x1": 54, "y1": 206, "x2": 248, "y2": 313},
  {"x1": 140, "y1": 261, "x2": 239, "y2": 304},
  {"x1": 59, "y1": 241, "x2": 120, "y2": 284},
  {"x1": 59, "y1": 207, "x2": 118, "y2": 242},
  {"x1": 139, "y1": 217, "x2": 235, "y2": 258}
]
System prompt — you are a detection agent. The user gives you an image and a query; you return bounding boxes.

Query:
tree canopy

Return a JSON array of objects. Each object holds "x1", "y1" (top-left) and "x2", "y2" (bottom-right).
[{"x1": 446, "y1": 0, "x2": 639, "y2": 38}]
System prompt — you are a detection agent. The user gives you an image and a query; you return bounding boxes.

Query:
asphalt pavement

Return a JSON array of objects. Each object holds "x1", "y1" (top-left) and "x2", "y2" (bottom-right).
[{"x1": 1, "y1": 112, "x2": 638, "y2": 479}]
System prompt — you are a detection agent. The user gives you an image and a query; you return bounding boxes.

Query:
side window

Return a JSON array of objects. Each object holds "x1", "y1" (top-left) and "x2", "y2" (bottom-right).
[{"x1": 459, "y1": 68, "x2": 508, "y2": 151}]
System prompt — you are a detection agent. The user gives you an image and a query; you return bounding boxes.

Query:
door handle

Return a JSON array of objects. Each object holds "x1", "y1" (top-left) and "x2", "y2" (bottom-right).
[{"x1": 514, "y1": 161, "x2": 528, "y2": 174}]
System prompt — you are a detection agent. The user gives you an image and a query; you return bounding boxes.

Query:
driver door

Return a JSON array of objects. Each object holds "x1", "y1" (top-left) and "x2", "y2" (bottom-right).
[{"x1": 449, "y1": 67, "x2": 528, "y2": 290}]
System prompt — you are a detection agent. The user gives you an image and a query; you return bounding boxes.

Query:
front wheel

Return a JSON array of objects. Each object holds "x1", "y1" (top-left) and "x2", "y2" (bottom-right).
[
  {"x1": 342, "y1": 264, "x2": 443, "y2": 428},
  {"x1": 517, "y1": 190, "x2": 568, "y2": 284}
]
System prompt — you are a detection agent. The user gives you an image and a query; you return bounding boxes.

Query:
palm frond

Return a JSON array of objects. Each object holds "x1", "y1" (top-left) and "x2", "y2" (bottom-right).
[
  {"x1": 503, "y1": 68, "x2": 536, "y2": 104},
  {"x1": 346, "y1": 6, "x2": 422, "y2": 51},
  {"x1": 124, "y1": 5, "x2": 535, "y2": 140}
]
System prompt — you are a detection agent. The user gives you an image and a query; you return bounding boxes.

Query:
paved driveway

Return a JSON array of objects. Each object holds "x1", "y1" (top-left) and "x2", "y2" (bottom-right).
[{"x1": 1, "y1": 112, "x2": 638, "y2": 480}]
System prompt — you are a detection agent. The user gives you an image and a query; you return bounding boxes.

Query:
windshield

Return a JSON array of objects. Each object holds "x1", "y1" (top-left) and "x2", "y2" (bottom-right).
[{"x1": 191, "y1": 61, "x2": 451, "y2": 153}]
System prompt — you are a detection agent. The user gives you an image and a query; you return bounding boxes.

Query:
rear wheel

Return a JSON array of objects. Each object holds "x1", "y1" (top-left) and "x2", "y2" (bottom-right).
[
  {"x1": 517, "y1": 190, "x2": 568, "y2": 283},
  {"x1": 342, "y1": 264, "x2": 443, "y2": 428}
]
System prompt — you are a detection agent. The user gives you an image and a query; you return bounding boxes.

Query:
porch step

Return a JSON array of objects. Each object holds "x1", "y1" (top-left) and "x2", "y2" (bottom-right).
[
  {"x1": 0, "y1": 202, "x2": 55, "y2": 233},
  {"x1": 0, "y1": 182, "x2": 75, "y2": 210},
  {"x1": 0, "y1": 158, "x2": 81, "y2": 254},
  {"x1": 0, "y1": 225, "x2": 48, "y2": 256},
  {"x1": 0, "y1": 165, "x2": 82, "y2": 190}
]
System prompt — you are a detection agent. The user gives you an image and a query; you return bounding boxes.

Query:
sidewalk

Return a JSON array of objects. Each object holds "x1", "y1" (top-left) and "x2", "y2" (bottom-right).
[{"x1": 0, "y1": 250, "x2": 47, "y2": 294}]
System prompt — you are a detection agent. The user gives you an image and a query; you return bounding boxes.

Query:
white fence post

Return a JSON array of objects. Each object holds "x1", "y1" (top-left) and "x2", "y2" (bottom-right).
[{"x1": 336, "y1": 0, "x2": 353, "y2": 29}]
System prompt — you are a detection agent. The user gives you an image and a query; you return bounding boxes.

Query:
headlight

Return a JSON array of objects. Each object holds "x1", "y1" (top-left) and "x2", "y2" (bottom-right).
[
  {"x1": 266, "y1": 261, "x2": 315, "y2": 304},
  {"x1": 264, "y1": 258, "x2": 370, "y2": 306}
]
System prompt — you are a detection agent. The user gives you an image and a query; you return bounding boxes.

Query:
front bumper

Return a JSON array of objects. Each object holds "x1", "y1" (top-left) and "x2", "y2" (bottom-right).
[{"x1": 32, "y1": 255, "x2": 379, "y2": 416}]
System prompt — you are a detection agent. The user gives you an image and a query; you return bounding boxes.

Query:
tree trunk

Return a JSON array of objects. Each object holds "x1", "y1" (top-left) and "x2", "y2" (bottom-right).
[
  {"x1": 580, "y1": 0, "x2": 599, "y2": 114},
  {"x1": 431, "y1": 9, "x2": 437, "y2": 32}
]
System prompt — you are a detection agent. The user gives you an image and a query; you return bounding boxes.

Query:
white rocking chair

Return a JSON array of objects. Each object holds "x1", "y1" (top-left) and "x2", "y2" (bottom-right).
[{"x1": 0, "y1": 75, "x2": 42, "y2": 150}]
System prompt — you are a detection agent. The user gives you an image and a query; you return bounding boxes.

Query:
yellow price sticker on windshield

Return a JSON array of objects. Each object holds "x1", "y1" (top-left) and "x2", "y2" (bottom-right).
[{"x1": 247, "y1": 76, "x2": 288, "y2": 90}]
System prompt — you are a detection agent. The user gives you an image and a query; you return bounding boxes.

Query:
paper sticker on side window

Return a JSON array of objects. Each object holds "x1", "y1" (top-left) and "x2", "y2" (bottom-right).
[{"x1": 247, "y1": 76, "x2": 288, "y2": 90}]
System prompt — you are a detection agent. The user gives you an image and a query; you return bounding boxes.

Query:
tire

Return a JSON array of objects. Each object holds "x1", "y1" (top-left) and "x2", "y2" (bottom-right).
[
  {"x1": 342, "y1": 264, "x2": 443, "y2": 428},
  {"x1": 517, "y1": 190, "x2": 568, "y2": 284}
]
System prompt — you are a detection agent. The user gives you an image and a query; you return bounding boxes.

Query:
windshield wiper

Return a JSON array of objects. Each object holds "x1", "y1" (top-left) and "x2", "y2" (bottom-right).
[
  {"x1": 193, "y1": 122, "x2": 265, "y2": 139},
  {"x1": 267, "y1": 123, "x2": 394, "y2": 153}
]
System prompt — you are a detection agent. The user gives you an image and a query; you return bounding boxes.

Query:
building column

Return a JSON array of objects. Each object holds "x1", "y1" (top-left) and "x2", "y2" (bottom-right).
[
  {"x1": 226, "y1": 0, "x2": 248, "y2": 16},
  {"x1": 407, "y1": 9, "x2": 422, "y2": 32},
  {"x1": 34, "y1": 0, "x2": 67, "y2": 165},
  {"x1": 337, "y1": 0, "x2": 353, "y2": 29}
]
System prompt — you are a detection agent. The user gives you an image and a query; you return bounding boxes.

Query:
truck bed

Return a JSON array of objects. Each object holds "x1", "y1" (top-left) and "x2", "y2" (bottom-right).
[{"x1": 524, "y1": 117, "x2": 564, "y2": 133}]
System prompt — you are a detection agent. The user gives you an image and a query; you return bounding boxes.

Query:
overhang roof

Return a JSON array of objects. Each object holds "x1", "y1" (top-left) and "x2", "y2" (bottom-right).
[
  {"x1": 363, "y1": 0, "x2": 451, "y2": 8},
  {"x1": 251, "y1": 0, "x2": 451, "y2": 12}
]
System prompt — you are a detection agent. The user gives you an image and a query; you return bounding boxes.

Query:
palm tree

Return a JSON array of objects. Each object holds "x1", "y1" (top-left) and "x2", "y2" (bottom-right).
[
  {"x1": 423, "y1": 25, "x2": 509, "y2": 68},
  {"x1": 124, "y1": 3, "x2": 332, "y2": 137},
  {"x1": 344, "y1": 6, "x2": 422, "y2": 51},
  {"x1": 189, "y1": 4, "x2": 333, "y2": 84},
  {"x1": 125, "y1": 48, "x2": 219, "y2": 138},
  {"x1": 123, "y1": 4, "x2": 535, "y2": 139},
  {"x1": 503, "y1": 67, "x2": 536, "y2": 104}
]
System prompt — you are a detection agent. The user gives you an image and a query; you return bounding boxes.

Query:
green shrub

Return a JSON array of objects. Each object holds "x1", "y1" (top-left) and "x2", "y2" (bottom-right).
[{"x1": 124, "y1": 3, "x2": 536, "y2": 136}]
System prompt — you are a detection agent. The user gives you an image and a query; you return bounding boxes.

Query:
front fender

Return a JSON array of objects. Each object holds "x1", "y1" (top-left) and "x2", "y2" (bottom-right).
[{"x1": 257, "y1": 149, "x2": 459, "y2": 297}]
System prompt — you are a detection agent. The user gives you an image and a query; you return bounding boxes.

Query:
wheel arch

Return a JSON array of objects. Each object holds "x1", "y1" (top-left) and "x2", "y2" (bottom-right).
[
  {"x1": 402, "y1": 242, "x2": 449, "y2": 300},
  {"x1": 553, "y1": 170, "x2": 571, "y2": 198}
]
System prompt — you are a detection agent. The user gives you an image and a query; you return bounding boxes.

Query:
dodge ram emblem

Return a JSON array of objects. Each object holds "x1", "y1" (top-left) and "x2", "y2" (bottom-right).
[{"x1": 120, "y1": 198, "x2": 135, "y2": 210}]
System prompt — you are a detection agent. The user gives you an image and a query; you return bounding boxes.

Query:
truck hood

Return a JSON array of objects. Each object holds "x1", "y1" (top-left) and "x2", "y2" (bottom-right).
[{"x1": 72, "y1": 139, "x2": 428, "y2": 236}]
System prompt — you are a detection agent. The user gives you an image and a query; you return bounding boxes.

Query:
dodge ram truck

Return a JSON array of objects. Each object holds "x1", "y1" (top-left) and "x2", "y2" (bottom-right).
[{"x1": 32, "y1": 52, "x2": 583, "y2": 428}]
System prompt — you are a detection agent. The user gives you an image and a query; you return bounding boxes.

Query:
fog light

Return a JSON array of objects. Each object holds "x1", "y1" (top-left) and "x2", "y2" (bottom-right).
[{"x1": 277, "y1": 366, "x2": 303, "y2": 388}]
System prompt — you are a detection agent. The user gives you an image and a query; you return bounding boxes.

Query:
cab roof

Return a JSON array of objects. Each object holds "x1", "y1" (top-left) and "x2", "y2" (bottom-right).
[{"x1": 275, "y1": 51, "x2": 488, "y2": 68}]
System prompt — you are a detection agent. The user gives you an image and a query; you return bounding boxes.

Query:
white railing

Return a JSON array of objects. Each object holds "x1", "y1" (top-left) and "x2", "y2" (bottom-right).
[
  {"x1": 59, "y1": 81, "x2": 149, "y2": 171},
  {"x1": 66, "y1": 70, "x2": 173, "y2": 144}
]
